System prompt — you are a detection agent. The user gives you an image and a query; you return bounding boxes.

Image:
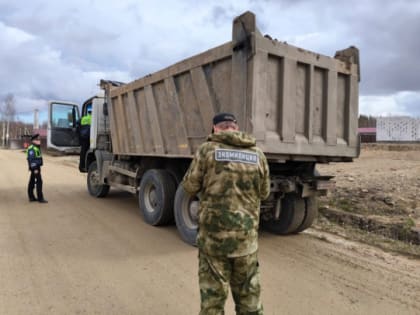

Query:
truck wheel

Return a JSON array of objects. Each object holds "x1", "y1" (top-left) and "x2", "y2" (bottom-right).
[
  {"x1": 291, "y1": 168, "x2": 320, "y2": 233},
  {"x1": 87, "y1": 161, "x2": 110, "y2": 198},
  {"x1": 174, "y1": 185, "x2": 198, "y2": 246},
  {"x1": 262, "y1": 193, "x2": 306, "y2": 235},
  {"x1": 138, "y1": 169, "x2": 176, "y2": 226},
  {"x1": 295, "y1": 196, "x2": 318, "y2": 233}
]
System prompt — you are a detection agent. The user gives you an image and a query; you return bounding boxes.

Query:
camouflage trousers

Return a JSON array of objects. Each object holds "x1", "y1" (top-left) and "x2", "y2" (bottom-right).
[{"x1": 198, "y1": 251, "x2": 263, "y2": 315}]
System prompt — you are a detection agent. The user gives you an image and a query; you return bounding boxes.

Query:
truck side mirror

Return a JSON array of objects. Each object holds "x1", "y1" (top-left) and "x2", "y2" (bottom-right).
[{"x1": 103, "y1": 102, "x2": 108, "y2": 116}]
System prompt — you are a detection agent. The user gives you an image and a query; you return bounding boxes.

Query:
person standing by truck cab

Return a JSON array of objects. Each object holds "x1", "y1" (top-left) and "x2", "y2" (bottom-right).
[
  {"x1": 78, "y1": 108, "x2": 92, "y2": 171},
  {"x1": 27, "y1": 134, "x2": 48, "y2": 203},
  {"x1": 181, "y1": 113, "x2": 270, "y2": 315}
]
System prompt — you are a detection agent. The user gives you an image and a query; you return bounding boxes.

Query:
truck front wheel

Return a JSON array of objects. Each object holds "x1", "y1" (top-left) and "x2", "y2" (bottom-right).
[
  {"x1": 174, "y1": 185, "x2": 198, "y2": 246},
  {"x1": 138, "y1": 169, "x2": 176, "y2": 226},
  {"x1": 87, "y1": 161, "x2": 110, "y2": 198}
]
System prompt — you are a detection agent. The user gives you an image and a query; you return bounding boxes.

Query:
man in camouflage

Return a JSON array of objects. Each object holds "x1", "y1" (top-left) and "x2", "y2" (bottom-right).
[{"x1": 182, "y1": 113, "x2": 270, "y2": 315}]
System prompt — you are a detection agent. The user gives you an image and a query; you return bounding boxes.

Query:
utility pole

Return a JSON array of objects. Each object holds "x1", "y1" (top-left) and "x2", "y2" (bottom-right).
[
  {"x1": 6, "y1": 119, "x2": 9, "y2": 147},
  {"x1": 34, "y1": 109, "x2": 39, "y2": 130},
  {"x1": 1, "y1": 121, "x2": 5, "y2": 147}
]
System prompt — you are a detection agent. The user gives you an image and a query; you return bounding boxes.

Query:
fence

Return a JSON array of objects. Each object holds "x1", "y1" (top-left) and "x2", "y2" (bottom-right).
[{"x1": 377, "y1": 117, "x2": 420, "y2": 142}]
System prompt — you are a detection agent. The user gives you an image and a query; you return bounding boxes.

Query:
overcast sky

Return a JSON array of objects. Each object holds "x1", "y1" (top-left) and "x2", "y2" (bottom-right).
[{"x1": 1, "y1": 0, "x2": 419, "y2": 121}]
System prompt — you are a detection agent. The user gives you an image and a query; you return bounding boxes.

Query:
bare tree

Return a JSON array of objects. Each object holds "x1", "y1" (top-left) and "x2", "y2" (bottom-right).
[
  {"x1": 1, "y1": 94, "x2": 15, "y2": 118},
  {"x1": 1, "y1": 93, "x2": 17, "y2": 146}
]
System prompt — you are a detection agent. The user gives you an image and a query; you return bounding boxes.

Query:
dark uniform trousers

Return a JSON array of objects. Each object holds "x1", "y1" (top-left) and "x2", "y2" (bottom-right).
[
  {"x1": 28, "y1": 169, "x2": 44, "y2": 200},
  {"x1": 79, "y1": 137, "x2": 90, "y2": 171}
]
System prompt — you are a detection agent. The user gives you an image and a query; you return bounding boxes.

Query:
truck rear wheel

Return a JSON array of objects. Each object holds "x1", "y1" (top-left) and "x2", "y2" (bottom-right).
[
  {"x1": 174, "y1": 185, "x2": 198, "y2": 246},
  {"x1": 87, "y1": 161, "x2": 110, "y2": 198},
  {"x1": 295, "y1": 196, "x2": 318, "y2": 233},
  {"x1": 262, "y1": 193, "x2": 306, "y2": 235},
  {"x1": 138, "y1": 169, "x2": 176, "y2": 226}
]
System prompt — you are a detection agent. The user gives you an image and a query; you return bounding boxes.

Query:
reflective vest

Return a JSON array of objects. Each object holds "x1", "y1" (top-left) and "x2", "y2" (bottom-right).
[
  {"x1": 27, "y1": 144, "x2": 43, "y2": 169},
  {"x1": 27, "y1": 144, "x2": 42, "y2": 158},
  {"x1": 81, "y1": 114, "x2": 91, "y2": 126}
]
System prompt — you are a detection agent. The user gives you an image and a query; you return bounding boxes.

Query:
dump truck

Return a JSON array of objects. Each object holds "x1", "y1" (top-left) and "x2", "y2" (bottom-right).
[{"x1": 48, "y1": 11, "x2": 360, "y2": 245}]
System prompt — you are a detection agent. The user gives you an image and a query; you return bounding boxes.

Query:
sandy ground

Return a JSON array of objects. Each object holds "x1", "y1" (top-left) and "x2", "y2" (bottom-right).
[
  {"x1": 0, "y1": 149, "x2": 419, "y2": 315},
  {"x1": 318, "y1": 146, "x2": 420, "y2": 222},
  {"x1": 317, "y1": 146, "x2": 420, "y2": 255}
]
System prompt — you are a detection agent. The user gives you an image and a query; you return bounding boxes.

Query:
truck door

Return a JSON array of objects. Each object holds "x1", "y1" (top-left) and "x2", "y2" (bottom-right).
[{"x1": 48, "y1": 101, "x2": 80, "y2": 152}]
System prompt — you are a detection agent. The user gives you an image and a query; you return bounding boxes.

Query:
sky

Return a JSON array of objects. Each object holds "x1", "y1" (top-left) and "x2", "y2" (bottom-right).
[{"x1": 0, "y1": 0, "x2": 419, "y2": 123}]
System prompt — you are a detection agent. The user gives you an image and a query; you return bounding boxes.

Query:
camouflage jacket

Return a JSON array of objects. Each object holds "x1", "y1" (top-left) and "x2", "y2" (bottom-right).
[{"x1": 182, "y1": 131, "x2": 270, "y2": 257}]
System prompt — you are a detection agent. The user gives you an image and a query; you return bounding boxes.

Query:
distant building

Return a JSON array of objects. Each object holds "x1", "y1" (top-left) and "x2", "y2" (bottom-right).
[
  {"x1": 358, "y1": 127, "x2": 376, "y2": 143},
  {"x1": 376, "y1": 117, "x2": 420, "y2": 142}
]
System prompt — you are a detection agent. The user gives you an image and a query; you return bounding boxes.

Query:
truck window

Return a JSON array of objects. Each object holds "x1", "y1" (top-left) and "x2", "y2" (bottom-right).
[{"x1": 51, "y1": 103, "x2": 79, "y2": 128}]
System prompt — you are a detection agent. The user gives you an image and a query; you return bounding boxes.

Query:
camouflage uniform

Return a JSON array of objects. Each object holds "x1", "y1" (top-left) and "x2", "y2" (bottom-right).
[{"x1": 182, "y1": 130, "x2": 270, "y2": 315}]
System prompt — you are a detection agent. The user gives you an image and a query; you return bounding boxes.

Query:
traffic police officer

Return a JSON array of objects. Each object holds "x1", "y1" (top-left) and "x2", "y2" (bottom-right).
[
  {"x1": 27, "y1": 133, "x2": 48, "y2": 203},
  {"x1": 182, "y1": 113, "x2": 270, "y2": 315}
]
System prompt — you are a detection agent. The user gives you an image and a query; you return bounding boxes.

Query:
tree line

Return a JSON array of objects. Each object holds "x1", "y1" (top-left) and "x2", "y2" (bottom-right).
[
  {"x1": 358, "y1": 114, "x2": 376, "y2": 128},
  {"x1": 0, "y1": 93, "x2": 34, "y2": 146}
]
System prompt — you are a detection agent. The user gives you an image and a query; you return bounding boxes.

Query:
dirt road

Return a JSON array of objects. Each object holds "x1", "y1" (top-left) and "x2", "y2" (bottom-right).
[{"x1": 1, "y1": 149, "x2": 419, "y2": 315}]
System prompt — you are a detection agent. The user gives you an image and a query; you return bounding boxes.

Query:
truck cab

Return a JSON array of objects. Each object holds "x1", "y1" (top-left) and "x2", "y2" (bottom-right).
[{"x1": 47, "y1": 92, "x2": 107, "y2": 171}]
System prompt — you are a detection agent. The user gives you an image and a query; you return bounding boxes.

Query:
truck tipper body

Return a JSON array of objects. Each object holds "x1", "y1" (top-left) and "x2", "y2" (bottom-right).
[{"x1": 49, "y1": 11, "x2": 360, "y2": 245}]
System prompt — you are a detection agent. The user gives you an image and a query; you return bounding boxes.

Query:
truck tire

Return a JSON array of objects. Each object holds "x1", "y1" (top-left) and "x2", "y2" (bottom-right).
[
  {"x1": 262, "y1": 193, "x2": 306, "y2": 235},
  {"x1": 174, "y1": 185, "x2": 198, "y2": 246},
  {"x1": 138, "y1": 169, "x2": 176, "y2": 226},
  {"x1": 87, "y1": 161, "x2": 110, "y2": 198},
  {"x1": 295, "y1": 196, "x2": 318, "y2": 233},
  {"x1": 292, "y1": 168, "x2": 320, "y2": 232}
]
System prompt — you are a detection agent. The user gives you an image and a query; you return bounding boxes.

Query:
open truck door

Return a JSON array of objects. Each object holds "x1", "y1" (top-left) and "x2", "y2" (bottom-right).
[{"x1": 47, "y1": 101, "x2": 80, "y2": 153}]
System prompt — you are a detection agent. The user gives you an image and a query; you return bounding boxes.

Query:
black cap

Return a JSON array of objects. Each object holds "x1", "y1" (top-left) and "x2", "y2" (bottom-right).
[
  {"x1": 212, "y1": 113, "x2": 237, "y2": 125},
  {"x1": 31, "y1": 133, "x2": 40, "y2": 141}
]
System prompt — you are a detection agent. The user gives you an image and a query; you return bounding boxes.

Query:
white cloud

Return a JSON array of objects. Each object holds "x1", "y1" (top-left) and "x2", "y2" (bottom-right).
[
  {"x1": 360, "y1": 95, "x2": 403, "y2": 117},
  {"x1": 360, "y1": 91, "x2": 420, "y2": 117},
  {"x1": 0, "y1": 21, "x2": 34, "y2": 46}
]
